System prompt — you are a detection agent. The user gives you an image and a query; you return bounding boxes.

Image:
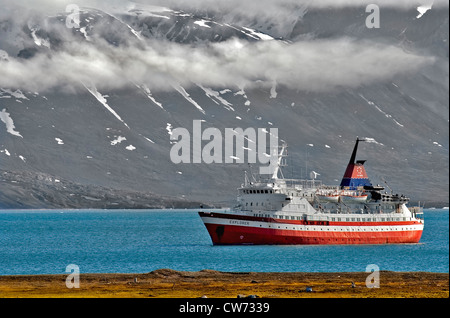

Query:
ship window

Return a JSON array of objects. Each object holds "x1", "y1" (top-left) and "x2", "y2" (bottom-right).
[
  {"x1": 250, "y1": 202, "x2": 253, "y2": 206},
  {"x1": 246, "y1": 203, "x2": 248, "y2": 206},
  {"x1": 256, "y1": 202, "x2": 258, "y2": 206},
  {"x1": 261, "y1": 202, "x2": 264, "y2": 206}
]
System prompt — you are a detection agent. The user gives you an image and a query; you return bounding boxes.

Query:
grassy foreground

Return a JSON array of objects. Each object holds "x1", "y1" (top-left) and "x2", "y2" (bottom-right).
[{"x1": 0, "y1": 269, "x2": 448, "y2": 298}]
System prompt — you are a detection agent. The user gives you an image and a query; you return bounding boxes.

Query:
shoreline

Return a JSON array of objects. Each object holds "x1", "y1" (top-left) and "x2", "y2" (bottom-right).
[{"x1": 0, "y1": 270, "x2": 448, "y2": 298}]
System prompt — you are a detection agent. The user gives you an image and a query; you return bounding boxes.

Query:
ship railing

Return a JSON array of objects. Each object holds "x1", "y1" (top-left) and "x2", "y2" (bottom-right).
[
  {"x1": 409, "y1": 206, "x2": 424, "y2": 220},
  {"x1": 318, "y1": 185, "x2": 340, "y2": 190},
  {"x1": 278, "y1": 178, "x2": 322, "y2": 189},
  {"x1": 409, "y1": 206, "x2": 423, "y2": 214}
]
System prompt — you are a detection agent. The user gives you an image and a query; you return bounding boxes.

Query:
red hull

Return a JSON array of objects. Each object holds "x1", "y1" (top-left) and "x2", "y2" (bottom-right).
[{"x1": 199, "y1": 212, "x2": 423, "y2": 245}]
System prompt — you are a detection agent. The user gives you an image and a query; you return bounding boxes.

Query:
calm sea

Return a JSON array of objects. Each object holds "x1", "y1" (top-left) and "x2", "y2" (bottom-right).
[{"x1": 0, "y1": 209, "x2": 447, "y2": 275}]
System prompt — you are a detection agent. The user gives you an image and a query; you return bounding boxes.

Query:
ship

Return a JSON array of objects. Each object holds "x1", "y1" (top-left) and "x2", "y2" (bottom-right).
[{"x1": 198, "y1": 138, "x2": 424, "y2": 245}]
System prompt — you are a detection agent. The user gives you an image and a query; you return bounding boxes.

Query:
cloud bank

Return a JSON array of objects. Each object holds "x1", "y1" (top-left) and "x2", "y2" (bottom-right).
[
  {"x1": 0, "y1": 0, "x2": 439, "y2": 93},
  {"x1": 0, "y1": 36, "x2": 434, "y2": 93}
]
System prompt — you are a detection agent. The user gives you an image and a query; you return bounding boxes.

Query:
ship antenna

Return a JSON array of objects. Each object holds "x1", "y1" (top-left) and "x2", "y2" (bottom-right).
[
  {"x1": 271, "y1": 143, "x2": 286, "y2": 180},
  {"x1": 381, "y1": 177, "x2": 393, "y2": 194},
  {"x1": 248, "y1": 163, "x2": 257, "y2": 183}
]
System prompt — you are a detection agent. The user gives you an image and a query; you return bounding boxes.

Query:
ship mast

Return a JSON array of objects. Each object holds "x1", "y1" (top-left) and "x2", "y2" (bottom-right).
[{"x1": 271, "y1": 143, "x2": 287, "y2": 180}]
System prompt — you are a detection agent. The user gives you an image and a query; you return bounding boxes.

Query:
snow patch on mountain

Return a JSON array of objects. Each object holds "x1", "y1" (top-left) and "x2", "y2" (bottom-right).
[
  {"x1": 111, "y1": 136, "x2": 126, "y2": 145},
  {"x1": 140, "y1": 134, "x2": 155, "y2": 144},
  {"x1": 241, "y1": 27, "x2": 274, "y2": 41},
  {"x1": 173, "y1": 84, "x2": 205, "y2": 114},
  {"x1": 79, "y1": 27, "x2": 91, "y2": 41},
  {"x1": 270, "y1": 80, "x2": 278, "y2": 98},
  {"x1": 1, "y1": 149, "x2": 11, "y2": 156},
  {"x1": 166, "y1": 123, "x2": 173, "y2": 136},
  {"x1": 1, "y1": 89, "x2": 28, "y2": 100},
  {"x1": 0, "y1": 108, "x2": 23, "y2": 138},
  {"x1": 198, "y1": 84, "x2": 234, "y2": 111},
  {"x1": 135, "y1": 83, "x2": 164, "y2": 110},
  {"x1": 83, "y1": 84, "x2": 130, "y2": 129},
  {"x1": 194, "y1": 19, "x2": 211, "y2": 28},
  {"x1": 359, "y1": 94, "x2": 404, "y2": 128},
  {"x1": 364, "y1": 137, "x2": 384, "y2": 146},
  {"x1": 123, "y1": 2, "x2": 172, "y2": 19},
  {"x1": 417, "y1": 2, "x2": 433, "y2": 18},
  {"x1": 30, "y1": 28, "x2": 50, "y2": 48}
]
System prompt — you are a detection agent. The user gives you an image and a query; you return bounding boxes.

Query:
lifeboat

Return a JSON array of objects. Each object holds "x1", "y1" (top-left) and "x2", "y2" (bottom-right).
[
  {"x1": 316, "y1": 191, "x2": 340, "y2": 203},
  {"x1": 340, "y1": 191, "x2": 368, "y2": 203}
]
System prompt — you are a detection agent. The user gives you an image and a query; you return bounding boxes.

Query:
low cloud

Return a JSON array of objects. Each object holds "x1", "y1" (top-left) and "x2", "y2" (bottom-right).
[{"x1": 0, "y1": 36, "x2": 434, "y2": 93}]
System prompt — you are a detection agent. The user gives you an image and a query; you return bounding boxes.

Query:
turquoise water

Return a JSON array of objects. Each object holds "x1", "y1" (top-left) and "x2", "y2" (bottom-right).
[{"x1": 0, "y1": 209, "x2": 447, "y2": 275}]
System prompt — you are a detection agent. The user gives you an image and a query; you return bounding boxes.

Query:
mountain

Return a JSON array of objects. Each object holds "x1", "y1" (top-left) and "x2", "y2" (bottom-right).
[{"x1": 0, "y1": 1, "x2": 448, "y2": 208}]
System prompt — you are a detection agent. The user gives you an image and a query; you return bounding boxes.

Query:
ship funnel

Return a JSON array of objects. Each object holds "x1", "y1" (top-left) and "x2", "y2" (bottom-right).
[{"x1": 340, "y1": 138, "x2": 372, "y2": 189}]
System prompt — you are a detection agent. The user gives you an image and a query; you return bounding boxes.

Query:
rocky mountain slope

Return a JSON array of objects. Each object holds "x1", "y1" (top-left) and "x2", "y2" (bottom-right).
[{"x1": 0, "y1": 1, "x2": 448, "y2": 208}]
